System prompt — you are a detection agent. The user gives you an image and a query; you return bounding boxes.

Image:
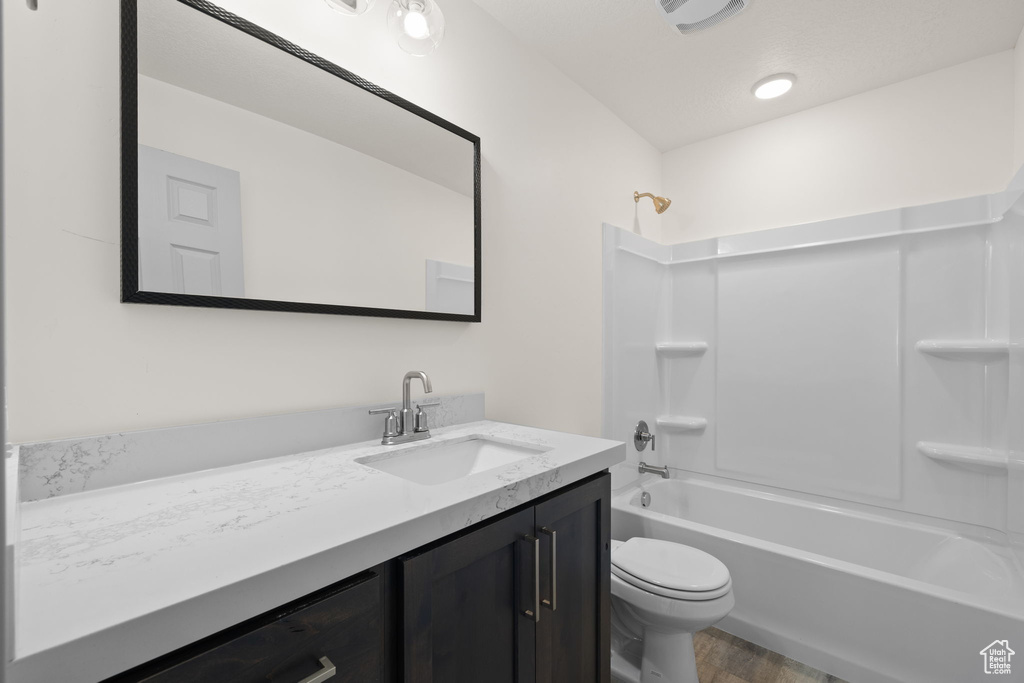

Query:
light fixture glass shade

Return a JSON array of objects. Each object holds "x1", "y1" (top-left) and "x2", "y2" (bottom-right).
[
  {"x1": 387, "y1": 0, "x2": 445, "y2": 56},
  {"x1": 752, "y1": 73, "x2": 795, "y2": 99},
  {"x1": 324, "y1": 0, "x2": 375, "y2": 16}
]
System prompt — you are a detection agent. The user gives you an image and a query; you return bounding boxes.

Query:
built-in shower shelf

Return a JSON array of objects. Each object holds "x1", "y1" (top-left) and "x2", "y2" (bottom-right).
[
  {"x1": 916, "y1": 441, "x2": 1009, "y2": 472},
  {"x1": 915, "y1": 339, "x2": 1009, "y2": 360},
  {"x1": 656, "y1": 416, "x2": 707, "y2": 432},
  {"x1": 655, "y1": 342, "x2": 708, "y2": 357}
]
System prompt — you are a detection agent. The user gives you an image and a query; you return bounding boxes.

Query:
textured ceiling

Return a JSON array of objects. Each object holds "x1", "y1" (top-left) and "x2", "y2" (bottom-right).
[{"x1": 468, "y1": 0, "x2": 1024, "y2": 151}]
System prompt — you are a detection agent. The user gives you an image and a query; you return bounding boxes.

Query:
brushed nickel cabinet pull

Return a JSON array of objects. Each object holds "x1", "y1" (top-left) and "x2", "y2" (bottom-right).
[
  {"x1": 297, "y1": 656, "x2": 336, "y2": 683},
  {"x1": 522, "y1": 534, "x2": 540, "y2": 622},
  {"x1": 540, "y1": 527, "x2": 557, "y2": 611}
]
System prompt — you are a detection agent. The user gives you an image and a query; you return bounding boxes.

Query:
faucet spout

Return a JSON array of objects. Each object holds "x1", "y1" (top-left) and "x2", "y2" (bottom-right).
[
  {"x1": 401, "y1": 371, "x2": 432, "y2": 435},
  {"x1": 638, "y1": 462, "x2": 670, "y2": 479}
]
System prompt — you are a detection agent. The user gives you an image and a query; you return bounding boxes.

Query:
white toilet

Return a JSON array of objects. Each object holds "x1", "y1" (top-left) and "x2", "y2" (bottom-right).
[{"x1": 609, "y1": 537, "x2": 735, "y2": 683}]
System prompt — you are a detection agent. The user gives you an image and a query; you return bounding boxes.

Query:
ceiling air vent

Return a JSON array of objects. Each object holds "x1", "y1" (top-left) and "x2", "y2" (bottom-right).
[{"x1": 656, "y1": 0, "x2": 750, "y2": 34}]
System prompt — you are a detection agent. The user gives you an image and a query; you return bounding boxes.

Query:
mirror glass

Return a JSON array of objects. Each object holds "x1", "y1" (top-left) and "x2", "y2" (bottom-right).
[{"x1": 124, "y1": 0, "x2": 480, "y2": 320}]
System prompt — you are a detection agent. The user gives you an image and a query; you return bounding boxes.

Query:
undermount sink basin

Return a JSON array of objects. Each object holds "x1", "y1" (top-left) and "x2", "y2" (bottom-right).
[{"x1": 357, "y1": 437, "x2": 546, "y2": 486}]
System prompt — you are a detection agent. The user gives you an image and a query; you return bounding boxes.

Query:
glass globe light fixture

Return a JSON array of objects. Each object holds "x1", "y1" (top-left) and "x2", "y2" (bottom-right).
[
  {"x1": 324, "y1": 0, "x2": 375, "y2": 17},
  {"x1": 387, "y1": 0, "x2": 445, "y2": 56}
]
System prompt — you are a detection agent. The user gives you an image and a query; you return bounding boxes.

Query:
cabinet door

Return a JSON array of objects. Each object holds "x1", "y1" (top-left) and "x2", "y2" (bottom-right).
[
  {"x1": 402, "y1": 507, "x2": 538, "y2": 683},
  {"x1": 106, "y1": 571, "x2": 382, "y2": 683},
  {"x1": 534, "y1": 473, "x2": 611, "y2": 683}
]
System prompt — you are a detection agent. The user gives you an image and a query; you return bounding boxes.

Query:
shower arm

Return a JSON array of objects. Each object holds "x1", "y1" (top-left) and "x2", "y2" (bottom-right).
[{"x1": 634, "y1": 190, "x2": 672, "y2": 214}]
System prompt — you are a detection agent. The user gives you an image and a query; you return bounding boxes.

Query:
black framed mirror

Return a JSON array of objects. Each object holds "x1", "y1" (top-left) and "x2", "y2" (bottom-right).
[{"x1": 121, "y1": 0, "x2": 481, "y2": 321}]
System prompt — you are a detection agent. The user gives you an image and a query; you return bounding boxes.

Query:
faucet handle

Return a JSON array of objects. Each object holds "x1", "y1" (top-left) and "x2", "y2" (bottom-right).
[
  {"x1": 369, "y1": 406, "x2": 399, "y2": 415},
  {"x1": 634, "y1": 420, "x2": 655, "y2": 452},
  {"x1": 369, "y1": 407, "x2": 400, "y2": 438},
  {"x1": 413, "y1": 402, "x2": 440, "y2": 433}
]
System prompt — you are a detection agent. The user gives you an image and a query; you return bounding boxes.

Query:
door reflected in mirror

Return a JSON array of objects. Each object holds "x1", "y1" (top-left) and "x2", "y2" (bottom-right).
[{"x1": 124, "y1": 0, "x2": 480, "y2": 320}]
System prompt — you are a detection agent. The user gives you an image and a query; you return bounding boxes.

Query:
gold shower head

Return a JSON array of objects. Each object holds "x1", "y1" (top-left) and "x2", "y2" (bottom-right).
[{"x1": 634, "y1": 191, "x2": 672, "y2": 214}]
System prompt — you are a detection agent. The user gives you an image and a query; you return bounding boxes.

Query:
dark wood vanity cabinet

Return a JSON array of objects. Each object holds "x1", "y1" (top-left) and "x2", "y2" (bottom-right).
[
  {"x1": 399, "y1": 472, "x2": 611, "y2": 683},
  {"x1": 104, "y1": 472, "x2": 610, "y2": 683},
  {"x1": 105, "y1": 571, "x2": 384, "y2": 683},
  {"x1": 401, "y1": 507, "x2": 537, "y2": 683},
  {"x1": 534, "y1": 474, "x2": 611, "y2": 683}
]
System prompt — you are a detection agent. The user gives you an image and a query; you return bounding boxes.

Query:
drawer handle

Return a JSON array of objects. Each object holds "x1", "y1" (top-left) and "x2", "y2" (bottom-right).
[
  {"x1": 540, "y1": 527, "x2": 557, "y2": 611},
  {"x1": 297, "y1": 656, "x2": 336, "y2": 683},
  {"x1": 522, "y1": 534, "x2": 540, "y2": 622}
]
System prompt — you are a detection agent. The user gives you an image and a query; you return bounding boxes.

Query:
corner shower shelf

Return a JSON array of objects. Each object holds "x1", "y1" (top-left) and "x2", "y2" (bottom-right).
[
  {"x1": 915, "y1": 339, "x2": 1009, "y2": 361},
  {"x1": 916, "y1": 441, "x2": 1009, "y2": 472},
  {"x1": 656, "y1": 416, "x2": 708, "y2": 432},
  {"x1": 655, "y1": 342, "x2": 708, "y2": 357}
]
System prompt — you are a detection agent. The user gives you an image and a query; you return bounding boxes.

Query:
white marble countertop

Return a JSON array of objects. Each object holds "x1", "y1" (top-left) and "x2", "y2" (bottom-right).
[{"x1": 10, "y1": 420, "x2": 623, "y2": 683}]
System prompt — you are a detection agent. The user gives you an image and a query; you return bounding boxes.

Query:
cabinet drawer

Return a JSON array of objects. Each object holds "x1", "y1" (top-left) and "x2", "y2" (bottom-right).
[{"x1": 107, "y1": 572, "x2": 381, "y2": 683}]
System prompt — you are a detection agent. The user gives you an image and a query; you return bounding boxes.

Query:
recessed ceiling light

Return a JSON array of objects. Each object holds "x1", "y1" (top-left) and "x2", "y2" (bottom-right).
[{"x1": 753, "y1": 74, "x2": 796, "y2": 100}]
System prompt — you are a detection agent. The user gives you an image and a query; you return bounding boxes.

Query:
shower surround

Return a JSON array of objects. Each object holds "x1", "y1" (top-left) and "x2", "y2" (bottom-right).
[{"x1": 602, "y1": 170, "x2": 1024, "y2": 682}]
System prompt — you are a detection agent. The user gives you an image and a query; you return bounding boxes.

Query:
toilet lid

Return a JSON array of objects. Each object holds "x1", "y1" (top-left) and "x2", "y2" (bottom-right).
[
  {"x1": 611, "y1": 565, "x2": 732, "y2": 601},
  {"x1": 611, "y1": 537, "x2": 730, "y2": 593}
]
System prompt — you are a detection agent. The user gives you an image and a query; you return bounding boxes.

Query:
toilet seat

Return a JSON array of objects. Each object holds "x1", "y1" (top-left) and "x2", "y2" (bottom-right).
[
  {"x1": 612, "y1": 565, "x2": 733, "y2": 600},
  {"x1": 611, "y1": 538, "x2": 732, "y2": 601}
]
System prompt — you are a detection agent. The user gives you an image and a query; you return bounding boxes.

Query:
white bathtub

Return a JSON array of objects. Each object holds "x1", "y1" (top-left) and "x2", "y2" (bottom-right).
[{"x1": 611, "y1": 475, "x2": 1024, "y2": 683}]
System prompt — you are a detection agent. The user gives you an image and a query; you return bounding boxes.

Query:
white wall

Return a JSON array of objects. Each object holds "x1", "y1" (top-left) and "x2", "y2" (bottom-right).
[
  {"x1": 2, "y1": 0, "x2": 663, "y2": 444},
  {"x1": 662, "y1": 51, "x2": 1016, "y2": 243},
  {"x1": 139, "y1": 75, "x2": 473, "y2": 311},
  {"x1": 1015, "y1": 25, "x2": 1024, "y2": 169},
  {"x1": 1008, "y1": 21, "x2": 1024, "y2": 562}
]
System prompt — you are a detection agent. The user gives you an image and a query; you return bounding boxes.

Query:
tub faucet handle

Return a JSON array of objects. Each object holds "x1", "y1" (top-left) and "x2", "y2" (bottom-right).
[{"x1": 634, "y1": 420, "x2": 655, "y2": 451}]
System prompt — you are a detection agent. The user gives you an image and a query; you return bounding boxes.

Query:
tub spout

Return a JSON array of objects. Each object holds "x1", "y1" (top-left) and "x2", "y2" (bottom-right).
[{"x1": 639, "y1": 462, "x2": 670, "y2": 479}]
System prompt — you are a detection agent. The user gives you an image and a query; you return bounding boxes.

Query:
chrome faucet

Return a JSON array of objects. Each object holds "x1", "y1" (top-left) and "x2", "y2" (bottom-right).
[
  {"x1": 638, "y1": 462, "x2": 670, "y2": 479},
  {"x1": 369, "y1": 371, "x2": 439, "y2": 445},
  {"x1": 401, "y1": 370, "x2": 432, "y2": 437},
  {"x1": 634, "y1": 420, "x2": 668, "y2": 477}
]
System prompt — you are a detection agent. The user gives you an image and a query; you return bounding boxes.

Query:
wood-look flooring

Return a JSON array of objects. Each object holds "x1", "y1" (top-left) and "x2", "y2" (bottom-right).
[{"x1": 694, "y1": 628, "x2": 848, "y2": 683}]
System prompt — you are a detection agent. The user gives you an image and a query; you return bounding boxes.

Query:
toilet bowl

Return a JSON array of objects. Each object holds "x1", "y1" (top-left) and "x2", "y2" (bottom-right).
[{"x1": 610, "y1": 538, "x2": 734, "y2": 683}]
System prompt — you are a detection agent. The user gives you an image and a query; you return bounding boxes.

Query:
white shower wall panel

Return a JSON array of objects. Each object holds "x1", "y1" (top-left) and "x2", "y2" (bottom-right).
[
  {"x1": 902, "y1": 226, "x2": 1006, "y2": 530},
  {"x1": 716, "y1": 241, "x2": 902, "y2": 501},
  {"x1": 604, "y1": 171, "x2": 1024, "y2": 533},
  {"x1": 663, "y1": 262, "x2": 716, "y2": 472},
  {"x1": 986, "y1": 225, "x2": 1012, "y2": 449},
  {"x1": 1006, "y1": 204, "x2": 1024, "y2": 566},
  {"x1": 602, "y1": 224, "x2": 669, "y2": 488}
]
